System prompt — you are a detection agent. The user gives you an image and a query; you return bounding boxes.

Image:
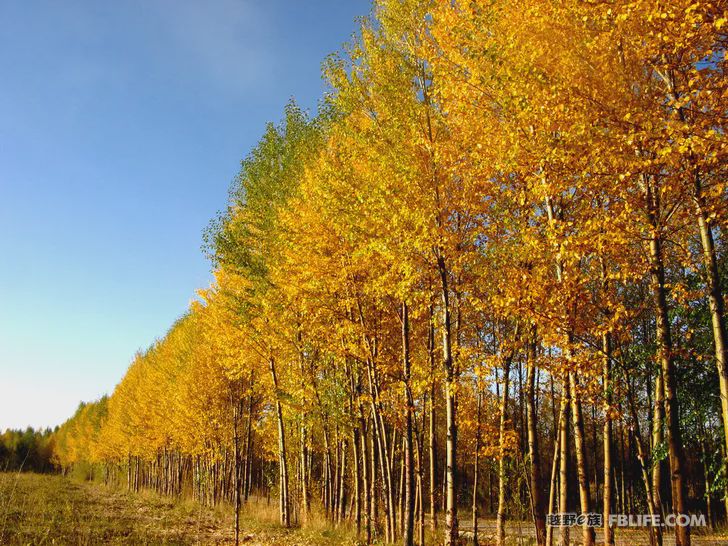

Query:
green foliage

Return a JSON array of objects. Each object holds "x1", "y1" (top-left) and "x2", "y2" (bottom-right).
[
  {"x1": 0, "y1": 428, "x2": 55, "y2": 473},
  {"x1": 206, "y1": 101, "x2": 322, "y2": 280}
]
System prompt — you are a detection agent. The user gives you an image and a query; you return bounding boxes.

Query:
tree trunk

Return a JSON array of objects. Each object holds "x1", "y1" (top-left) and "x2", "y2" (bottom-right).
[
  {"x1": 418, "y1": 469, "x2": 425, "y2": 546},
  {"x1": 652, "y1": 363, "x2": 665, "y2": 520},
  {"x1": 244, "y1": 380, "x2": 254, "y2": 502},
  {"x1": 371, "y1": 415, "x2": 379, "y2": 539},
  {"x1": 526, "y1": 332, "x2": 546, "y2": 546},
  {"x1": 269, "y1": 357, "x2": 290, "y2": 528},
  {"x1": 323, "y1": 424, "x2": 333, "y2": 517},
  {"x1": 648, "y1": 223, "x2": 690, "y2": 546},
  {"x1": 496, "y1": 357, "x2": 512, "y2": 546},
  {"x1": 546, "y1": 397, "x2": 565, "y2": 546},
  {"x1": 438, "y1": 253, "x2": 459, "y2": 546},
  {"x1": 356, "y1": 363, "x2": 371, "y2": 543},
  {"x1": 444, "y1": 379, "x2": 457, "y2": 546},
  {"x1": 701, "y1": 437, "x2": 714, "y2": 529},
  {"x1": 569, "y1": 371, "x2": 595, "y2": 546},
  {"x1": 603, "y1": 332, "x2": 615, "y2": 546},
  {"x1": 298, "y1": 343, "x2": 310, "y2": 523},
  {"x1": 300, "y1": 422, "x2": 309, "y2": 521},
  {"x1": 402, "y1": 302, "x2": 415, "y2": 546},
  {"x1": 399, "y1": 436, "x2": 406, "y2": 536},
  {"x1": 233, "y1": 397, "x2": 241, "y2": 546},
  {"x1": 472, "y1": 387, "x2": 482, "y2": 546},
  {"x1": 558, "y1": 382, "x2": 570, "y2": 546},
  {"x1": 363, "y1": 414, "x2": 372, "y2": 543},
  {"x1": 369, "y1": 361, "x2": 395, "y2": 542},
  {"x1": 694, "y1": 177, "x2": 728, "y2": 519},
  {"x1": 353, "y1": 427, "x2": 362, "y2": 535},
  {"x1": 624, "y1": 366, "x2": 662, "y2": 546},
  {"x1": 339, "y1": 438, "x2": 348, "y2": 524},
  {"x1": 415, "y1": 415, "x2": 426, "y2": 546},
  {"x1": 428, "y1": 304, "x2": 438, "y2": 532}
]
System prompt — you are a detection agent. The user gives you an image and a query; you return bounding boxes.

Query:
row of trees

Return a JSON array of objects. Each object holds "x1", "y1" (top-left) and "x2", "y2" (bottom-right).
[
  {"x1": 53, "y1": 1, "x2": 727, "y2": 545},
  {"x1": 0, "y1": 428, "x2": 55, "y2": 473}
]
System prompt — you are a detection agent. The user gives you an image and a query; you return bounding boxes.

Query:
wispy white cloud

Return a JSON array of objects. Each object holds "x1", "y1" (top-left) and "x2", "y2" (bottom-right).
[{"x1": 146, "y1": 0, "x2": 275, "y2": 93}]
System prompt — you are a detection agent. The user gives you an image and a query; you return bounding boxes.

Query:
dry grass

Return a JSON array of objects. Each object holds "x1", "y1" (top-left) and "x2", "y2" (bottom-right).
[
  {"x1": 0, "y1": 472, "x2": 356, "y2": 545},
  {"x1": 224, "y1": 497, "x2": 359, "y2": 546},
  {"x1": 4, "y1": 472, "x2": 727, "y2": 545},
  {"x1": 457, "y1": 518, "x2": 728, "y2": 545},
  {"x1": 0, "y1": 472, "x2": 231, "y2": 544}
]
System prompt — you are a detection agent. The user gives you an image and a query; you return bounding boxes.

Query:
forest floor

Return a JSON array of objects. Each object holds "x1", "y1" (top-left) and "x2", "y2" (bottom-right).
[
  {"x1": 1, "y1": 472, "x2": 728, "y2": 545},
  {"x1": 0, "y1": 472, "x2": 355, "y2": 545}
]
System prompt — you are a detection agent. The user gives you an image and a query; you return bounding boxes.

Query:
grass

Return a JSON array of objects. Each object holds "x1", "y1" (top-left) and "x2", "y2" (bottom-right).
[
  {"x1": 4, "y1": 472, "x2": 727, "y2": 545},
  {"x1": 0, "y1": 472, "x2": 357, "y2": 545}
]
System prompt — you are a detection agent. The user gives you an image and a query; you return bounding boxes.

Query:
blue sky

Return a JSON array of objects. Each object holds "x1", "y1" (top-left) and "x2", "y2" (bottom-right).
[{"x1": 0, "y1": 0, "x2": 370, "y2": 430}]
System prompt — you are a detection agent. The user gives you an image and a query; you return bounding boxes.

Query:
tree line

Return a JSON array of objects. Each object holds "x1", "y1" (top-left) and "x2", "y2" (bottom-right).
[
  {"x1": 0, "y1": 428, "x2": 55, "y2": 473},
  {"x1": 51, "y1": 1, "x2": 727, "y2": 545}
]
